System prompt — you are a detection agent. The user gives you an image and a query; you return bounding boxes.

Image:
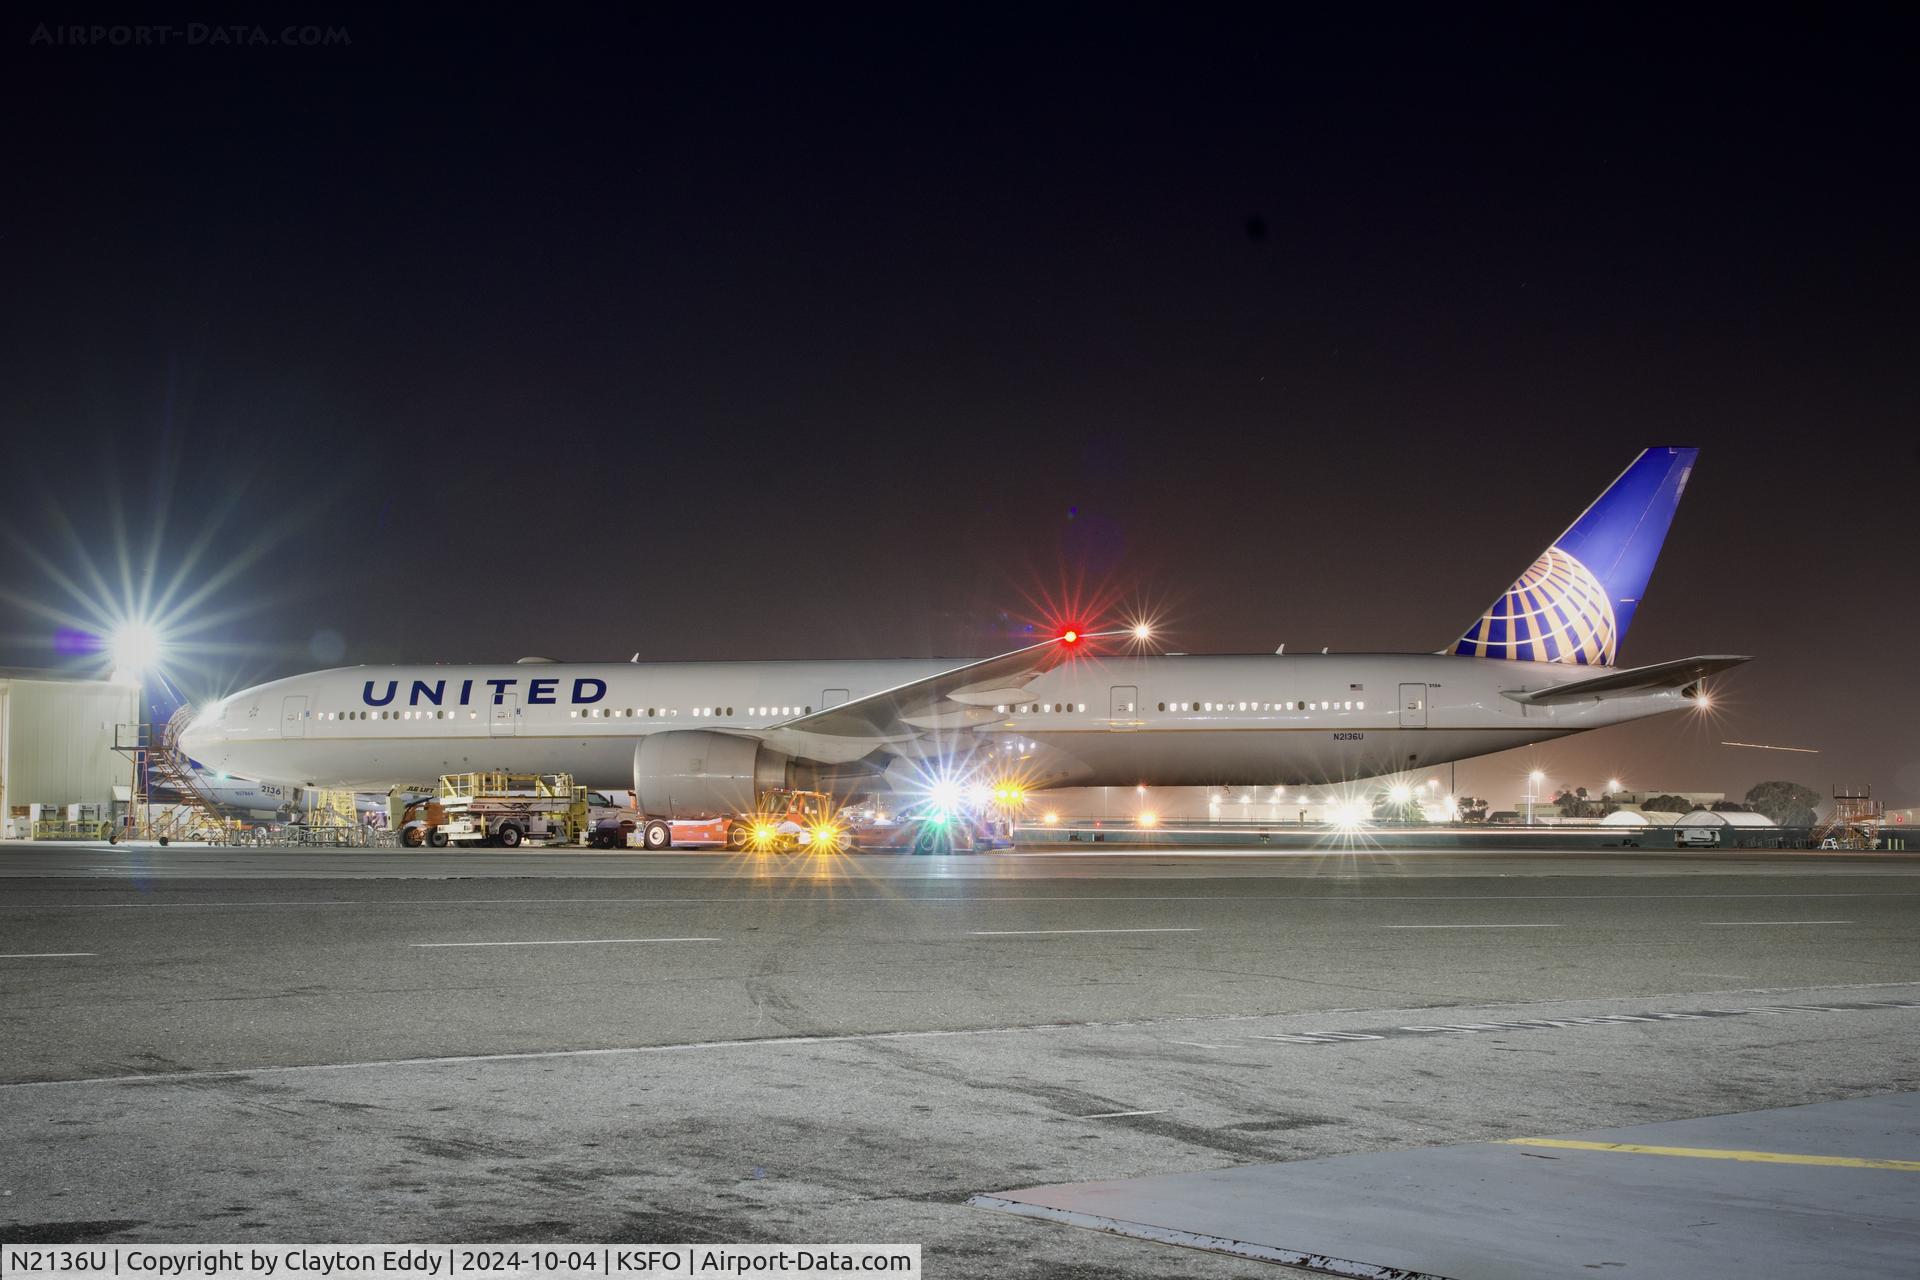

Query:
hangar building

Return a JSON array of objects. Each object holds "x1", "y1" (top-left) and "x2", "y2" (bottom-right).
[{"x1": 0, "y1": 669, "x2": 139, "y2": 836}]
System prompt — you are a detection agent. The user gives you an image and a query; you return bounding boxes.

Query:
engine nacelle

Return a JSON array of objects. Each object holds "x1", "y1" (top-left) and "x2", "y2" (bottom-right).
[{"x1": 634, "y1": 731, "x2": 791, "y2": 818}]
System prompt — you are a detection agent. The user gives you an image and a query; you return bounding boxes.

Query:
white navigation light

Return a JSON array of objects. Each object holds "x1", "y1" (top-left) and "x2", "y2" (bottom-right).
[{"x1": 1133, "y1": 622, "x2": 1152, "y2": 641}]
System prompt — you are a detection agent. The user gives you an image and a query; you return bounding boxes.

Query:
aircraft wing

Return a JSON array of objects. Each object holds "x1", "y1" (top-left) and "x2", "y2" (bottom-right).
[
  {"x1": 1502, "y1": 655, "x2": 1751, "y2": 706},
  {"x1": 751, "y1": 631, "x2": 1123, "y2": 762}
]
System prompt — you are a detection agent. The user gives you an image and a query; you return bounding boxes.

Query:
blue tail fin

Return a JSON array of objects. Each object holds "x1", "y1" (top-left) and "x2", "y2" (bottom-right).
[{"x1": 1453, "y1": 447, "x2": 1698, "y2": 666}]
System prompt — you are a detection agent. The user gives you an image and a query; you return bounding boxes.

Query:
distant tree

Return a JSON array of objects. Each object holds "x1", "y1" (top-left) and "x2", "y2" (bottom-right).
[
  {"x1": 1455, "y1": 796, "x2": 1489, "y2": 823},
  {"x1": 1710, "y1": 801, "x2": 1750, "y2": 812},
  {"x1": 1745, "y1": 781, "x2": 1820, "y2": 828},
  {"x1": 1554, "y1": 787, "x2": 1603, "y2": 819},
  {"x1": 1640, "y1": 794, "x2": 1693, "y2": 815}
]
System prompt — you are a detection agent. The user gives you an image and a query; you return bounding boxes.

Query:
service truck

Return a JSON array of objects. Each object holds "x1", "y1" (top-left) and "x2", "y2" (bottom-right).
[
  {"x1": 663, "y1": 788, "x2": 841, "y2": 853},
  {"x1": 397, "y1": 773, "x2": 629, "y2": 848}
]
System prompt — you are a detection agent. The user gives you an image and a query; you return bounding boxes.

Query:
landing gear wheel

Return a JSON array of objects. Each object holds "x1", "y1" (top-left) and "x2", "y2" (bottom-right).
[
  {"x1": 428, "y1": 829, "x2": 449, "y2": 848},
  {"x1": 642, "y1": 819, "x2": 672, "y2": 850},
  {"x1": 497, "y1": 823, "x2": 524, "y2": 849}
]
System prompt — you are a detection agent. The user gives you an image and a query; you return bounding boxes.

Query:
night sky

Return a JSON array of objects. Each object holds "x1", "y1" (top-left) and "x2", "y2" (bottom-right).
[{"x1": 3, "y1": 10, "x2": 1914, "y2": 805}]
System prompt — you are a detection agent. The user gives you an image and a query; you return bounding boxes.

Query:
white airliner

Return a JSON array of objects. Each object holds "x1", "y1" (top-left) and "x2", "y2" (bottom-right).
[{"x1": 181, "y1": 448, "x2": 1744, "y2": 847}]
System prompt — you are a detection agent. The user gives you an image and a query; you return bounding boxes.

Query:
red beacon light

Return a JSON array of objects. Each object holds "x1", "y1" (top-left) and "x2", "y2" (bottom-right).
[{"x1": 1061, "y1": 629, "x2": 1080, "y2": 645}]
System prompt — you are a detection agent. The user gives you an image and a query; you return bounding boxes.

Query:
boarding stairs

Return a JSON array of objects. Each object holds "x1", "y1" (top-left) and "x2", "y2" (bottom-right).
[{"x1": 112, "y1": 709, "x2": 243, "y2": 844}]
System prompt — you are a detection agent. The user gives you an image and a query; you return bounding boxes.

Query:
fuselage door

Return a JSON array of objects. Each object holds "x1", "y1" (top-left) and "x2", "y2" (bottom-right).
[
  {"x1": 281, "y1": 695, "x2": 307, "y2": 739},
  {"x1": 1398, "y1": 683, "x2": 1427, "y2": 729},
  {"x1": 822, "y1": 688, "x2": 850, "y2": 708},
  {"x1": 1110, "y1": 685, "x2": 1139, "y2": 730},
  {"x1": 491, "y1": 694, "x2": 519, "y2": 737}
]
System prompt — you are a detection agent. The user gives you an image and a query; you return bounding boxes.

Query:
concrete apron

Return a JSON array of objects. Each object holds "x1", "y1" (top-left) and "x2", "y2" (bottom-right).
[{"x1": 974, "y1": 1091, "x2": 1920, "y2": 1279}]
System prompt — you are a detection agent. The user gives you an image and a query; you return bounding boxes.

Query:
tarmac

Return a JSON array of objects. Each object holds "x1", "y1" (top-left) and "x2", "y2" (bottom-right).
[{"x1": 2, "y1": 844, "x2": 1917, "y2": 1276}]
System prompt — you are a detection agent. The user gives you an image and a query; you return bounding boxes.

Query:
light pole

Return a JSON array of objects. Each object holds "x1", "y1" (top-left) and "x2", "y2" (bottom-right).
[{"x1": 1528, "y1": 770, "x2": 1545, "y2": 825}]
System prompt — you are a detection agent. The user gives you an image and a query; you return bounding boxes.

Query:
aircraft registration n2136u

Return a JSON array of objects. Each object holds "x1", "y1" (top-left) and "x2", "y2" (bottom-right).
[{"x1": 182, "y1": 447, "x2": 1743, "y2": 829}]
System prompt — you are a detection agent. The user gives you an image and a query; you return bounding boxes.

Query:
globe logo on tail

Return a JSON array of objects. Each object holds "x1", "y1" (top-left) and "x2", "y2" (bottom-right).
[{"x1": 1454, "y1": 546, "x2": 1617, "y2": 665}]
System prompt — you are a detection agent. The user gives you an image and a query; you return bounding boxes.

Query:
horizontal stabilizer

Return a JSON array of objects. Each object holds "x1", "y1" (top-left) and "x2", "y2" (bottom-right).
[{"x1": 1502, "y1": 655, "x2": 1750, "y2": 706}]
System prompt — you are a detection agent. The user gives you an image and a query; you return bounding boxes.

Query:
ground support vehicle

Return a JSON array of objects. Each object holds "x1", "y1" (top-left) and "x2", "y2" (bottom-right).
[
  {"x1": 846, "y1": 812, "x2": 975, "y2": 854},
  {"x1": 432, "y1": 772, "x2": 589, "y2": 848},
  {"x1": 584, "y1": 791, "x2": 640, "y2": 848},
  {"x1": 657, "y1": 788, "x2": 841, "y2": 853}
]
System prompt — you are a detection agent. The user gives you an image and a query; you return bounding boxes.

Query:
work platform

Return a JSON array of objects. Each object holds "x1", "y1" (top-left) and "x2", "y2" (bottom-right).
[{"x1": 974, "y1": 1093, "x2": 1920, "y2": 1278}]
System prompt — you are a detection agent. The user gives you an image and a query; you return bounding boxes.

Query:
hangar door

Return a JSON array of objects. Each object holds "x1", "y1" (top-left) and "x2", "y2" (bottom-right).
[{"x1": 1398, "y1": 684, "x2": 1427, "y2": 729}]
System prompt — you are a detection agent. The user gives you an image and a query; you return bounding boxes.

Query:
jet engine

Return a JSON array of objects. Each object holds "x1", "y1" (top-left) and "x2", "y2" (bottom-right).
[{"x1": 633, "y1": 731, "x2": 792, "y2": 818}]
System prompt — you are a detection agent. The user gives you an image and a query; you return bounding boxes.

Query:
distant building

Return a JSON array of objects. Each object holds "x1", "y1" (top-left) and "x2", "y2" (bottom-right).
[{"x1": 1676, "y1": 809, "x2": 1780, "y2": 830}]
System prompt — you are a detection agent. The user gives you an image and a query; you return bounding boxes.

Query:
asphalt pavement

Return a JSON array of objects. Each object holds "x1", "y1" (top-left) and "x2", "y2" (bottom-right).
[{"x1": 2, "y1": 845, "x2": 1917, "y2": 1276}]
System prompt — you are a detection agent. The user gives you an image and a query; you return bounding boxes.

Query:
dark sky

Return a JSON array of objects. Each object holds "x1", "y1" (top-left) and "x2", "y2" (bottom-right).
[{"x1": 3, "y1": 9, "x2": 1915, "y2": 805}]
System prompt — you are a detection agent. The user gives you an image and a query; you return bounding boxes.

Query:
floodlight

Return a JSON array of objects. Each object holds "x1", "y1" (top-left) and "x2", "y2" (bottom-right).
[{"x1": 109, "y1": 621, "x2": 164, "y2": 683}]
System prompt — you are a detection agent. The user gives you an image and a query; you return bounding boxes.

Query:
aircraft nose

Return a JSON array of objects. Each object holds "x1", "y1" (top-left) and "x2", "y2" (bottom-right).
[{"x1": 177, "y1": 707, "x2": 217, "y2": 761}]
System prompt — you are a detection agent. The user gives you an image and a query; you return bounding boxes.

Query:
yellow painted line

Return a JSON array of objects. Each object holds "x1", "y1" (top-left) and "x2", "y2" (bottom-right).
[{"x1": 1501, "y1": 1138, "x2": 1920, "y2": 1171}]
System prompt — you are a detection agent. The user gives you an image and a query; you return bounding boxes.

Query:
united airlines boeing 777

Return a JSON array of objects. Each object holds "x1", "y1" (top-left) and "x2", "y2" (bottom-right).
[{"x1": 181, "y1": 448, "x2": 1742, "y2": 846}]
